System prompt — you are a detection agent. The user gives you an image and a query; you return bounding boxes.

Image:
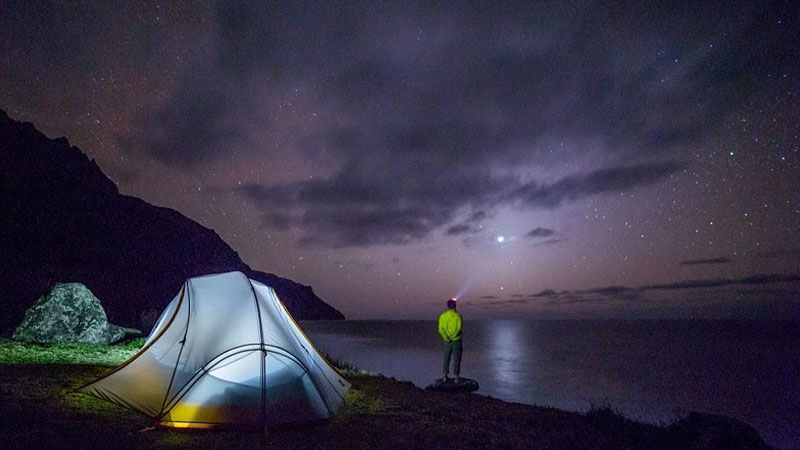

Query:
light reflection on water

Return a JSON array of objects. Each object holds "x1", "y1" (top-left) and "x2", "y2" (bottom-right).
[
  {"x1": 301, "y1": 319, "x2": 800, "y2": 450},
  {"x1": 483, "y1": 320, "x2": 527, "y2": 398}
]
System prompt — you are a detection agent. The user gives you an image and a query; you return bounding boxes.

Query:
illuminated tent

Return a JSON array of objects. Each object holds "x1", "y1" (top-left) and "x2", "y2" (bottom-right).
[{"x1": 80, "y1": 271, "x2": 350, "y2": 429}]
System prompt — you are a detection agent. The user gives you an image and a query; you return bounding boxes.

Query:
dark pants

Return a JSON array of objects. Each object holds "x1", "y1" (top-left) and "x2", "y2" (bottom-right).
[{"x1": 442, "y1": 340, "x2": 462, "y2": 377}]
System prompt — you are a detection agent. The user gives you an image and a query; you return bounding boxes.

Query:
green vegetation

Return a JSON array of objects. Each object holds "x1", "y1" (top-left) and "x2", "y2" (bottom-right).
[
  {"x1": 0, "y1": 338, "x2": 142, "y2": 365},
  {"x1": 340, "y1": 386, "x2": 386, "y2": 414},
  {"x1": 324, "y1": 353, "x2": 367, "y2": 377},
  {"x1": 0, "y1": 338, "x2": 143, "y2": 364},
  {"x1": 119, "y1": 337, "x2": 147, "y2": 349}
]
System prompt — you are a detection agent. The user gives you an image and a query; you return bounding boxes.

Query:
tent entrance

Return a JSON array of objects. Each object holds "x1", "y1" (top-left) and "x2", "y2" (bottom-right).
[{"x1": 159, "y1": 346, "x2": 322, "y2": 429}]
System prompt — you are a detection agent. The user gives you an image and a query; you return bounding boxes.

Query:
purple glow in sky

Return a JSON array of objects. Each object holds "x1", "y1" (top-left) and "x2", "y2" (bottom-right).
[{"x1": 2, "y1": 1, "x2": 798, "y2": 319}]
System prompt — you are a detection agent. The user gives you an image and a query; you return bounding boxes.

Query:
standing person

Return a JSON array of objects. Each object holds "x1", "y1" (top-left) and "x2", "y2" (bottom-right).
[{"x1": 438, "y1": 297, "x2": 462, "y2": 383}]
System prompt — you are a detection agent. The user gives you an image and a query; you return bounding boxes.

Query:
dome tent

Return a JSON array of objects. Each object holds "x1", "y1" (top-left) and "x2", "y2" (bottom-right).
[{"x1": 80, "y1": 271, "x2": 350, "y2": 429}]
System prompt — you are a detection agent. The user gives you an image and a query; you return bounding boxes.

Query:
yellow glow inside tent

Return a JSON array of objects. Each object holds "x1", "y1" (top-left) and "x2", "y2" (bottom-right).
[
  {"x1": 160, "y1": 403, "x2": 219, "y2": 429},
  {"x1": 159, "y1": 420, "x2": 215, "y2": 430}
]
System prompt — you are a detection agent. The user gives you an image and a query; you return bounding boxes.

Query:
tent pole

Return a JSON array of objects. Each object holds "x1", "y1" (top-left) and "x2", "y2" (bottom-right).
[
  {"x1": 247, "y1": 277, "x2": 269, "y2": 434},
  {"x1": 261, "y1": 346, "x2": 268, "y2": 436},
  {"x1": 261, "y1": 347, "x2": 269, "y2": 441},
  {"x1": 157, "y1": 281, "x2": 192, "y2": 419}
]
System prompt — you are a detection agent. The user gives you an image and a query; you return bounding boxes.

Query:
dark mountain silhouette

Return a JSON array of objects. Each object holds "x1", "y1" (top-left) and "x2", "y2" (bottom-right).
[{"x1": 0, "y1": 110, "x2": 344, "y2": 334}]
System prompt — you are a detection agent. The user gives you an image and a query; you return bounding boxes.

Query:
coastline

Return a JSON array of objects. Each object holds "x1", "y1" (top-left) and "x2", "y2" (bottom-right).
[
  {"x1": 0, "y1": 360, "x2": 773, "y2": 450},
  {"x1": 303, "y1": 318, "x2": 798, "y2": 449}
]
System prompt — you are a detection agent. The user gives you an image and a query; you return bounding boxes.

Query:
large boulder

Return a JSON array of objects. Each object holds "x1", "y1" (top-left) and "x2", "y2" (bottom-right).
[{"x1": 12, "y1": 283, "x2": 139, "y2": 344}]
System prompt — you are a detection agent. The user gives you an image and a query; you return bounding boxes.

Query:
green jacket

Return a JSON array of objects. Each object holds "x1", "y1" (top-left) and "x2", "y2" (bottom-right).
[{"x1": 438, "y1": 309, "x2": 462, "y2": 341}]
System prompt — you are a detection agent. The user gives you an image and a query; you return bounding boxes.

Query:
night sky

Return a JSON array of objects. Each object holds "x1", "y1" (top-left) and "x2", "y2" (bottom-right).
[{"x1": 2, "y1": 1, "x2": 798, "y2": 319}]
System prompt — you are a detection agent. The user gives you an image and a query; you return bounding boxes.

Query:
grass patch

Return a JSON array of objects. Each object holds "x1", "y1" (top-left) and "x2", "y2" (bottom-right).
[
  {"x1": 324, "y1": 353, "x2": 367, "y2": 378},
  {"x1": 340, "y1": 388, "x2": 386, "y2": 414},
  {"x1": 0, "y1": 338, "x2": 142, "y2": 365},
  {"x1": 119, "y1": 337, "x2": 147, "y2": 349},
  {"x1": 330, "y1": 358, "x2": 364, "y2": 377}
]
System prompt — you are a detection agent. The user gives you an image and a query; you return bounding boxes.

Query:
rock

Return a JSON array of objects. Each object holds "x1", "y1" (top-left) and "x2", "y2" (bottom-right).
[
  {"x1": 425, "y1": 377, "x2": 480, "y2": 393},
  {"x1": 107, "y1": 324, "x2": 143, "y2": 343},
  {"x1": 12, "y1": 283, "x2": 140, "y2": 344},
  {"x1": 667, "y1": 412, "x2": 771, "y2": 450}
]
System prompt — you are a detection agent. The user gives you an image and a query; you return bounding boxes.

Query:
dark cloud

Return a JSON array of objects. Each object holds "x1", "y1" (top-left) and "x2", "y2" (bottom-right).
[
  {"x1": 582, "y1": 286, "x2": 630, "y2": 295},
  {"x1": 640, "y1": 274, "x2": 800, "y2": 290},
  {"x1": 484, "y1": 299, "x2": 530, "y2": 307},
  {"x1": 242, "y1": 166, "x2": 511, "y2": 247},
  {"x1": 533, "y1": 237, "x2": 568, "y2": 247},
  {"x1": 479, "y1": 295, "x2": 499, "y2": 300},
  {"x1": 580, "y1": 287, "x2": 643, "y2": 302},
  {"x1": 736, "y1": 288, "x2": 798, "y2": 296},
  {"x1": 562, "y1": 274, "x2": 800, "y2": 295},
  {"x1": 511, "y1": 162, "x2": 682, "y2": 209},
  {"x1": 117, "y1": 1, "x2": 773, "y2": 245},
  {"x1": 480, "y1": 273, "x2": 800, "y2": 308},
  {"x1": 480, "y1": 297, "x2": 531, "y2": 307},
  {"x1": 526, "y1": 227, "x2": 556, "y2": 238},
  {"x1": 545, "y1": 294, "x2": 616, "y2": 306},
  {"x1": 758, "y1": 248, "x2": 800, "y2": 258},
  {"x1": 129, "y1": 72, "x2": 243, "y2": 166},
  {"x1": 242, "y1": 161, "x2": 679, "y2": 246},
  {"x1": 680, "y1": 257, "x2": 732, "y2": 265},
  {"x1": 443, "y1": 211, "x2": 489, "y2": 237},
  {"x1": 540, "y1": 285, "x2": 644, "y2": 304},
  {"x1": 445, "y1": 224, "x2": 476, "y2": 236},
  {"x1": 483, "y1": 292, "x2": 618, "y2": 307},
  {"x1": 531, "y1": 289, "x2": 558, "y2": 297},
  {"x1": 466, "y1": 211, "x2": 488, "y2": 223}
]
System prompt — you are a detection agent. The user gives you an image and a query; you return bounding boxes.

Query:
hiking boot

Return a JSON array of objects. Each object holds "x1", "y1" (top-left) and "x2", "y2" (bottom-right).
[{"x1": 442, "y1": 376, "x2": 448, "y2": 382}]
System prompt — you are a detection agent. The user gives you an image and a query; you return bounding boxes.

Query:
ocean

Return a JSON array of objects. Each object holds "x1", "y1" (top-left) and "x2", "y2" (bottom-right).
[{"x1": 301, "y1": 319, "x2": 799, "y2": 450}]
